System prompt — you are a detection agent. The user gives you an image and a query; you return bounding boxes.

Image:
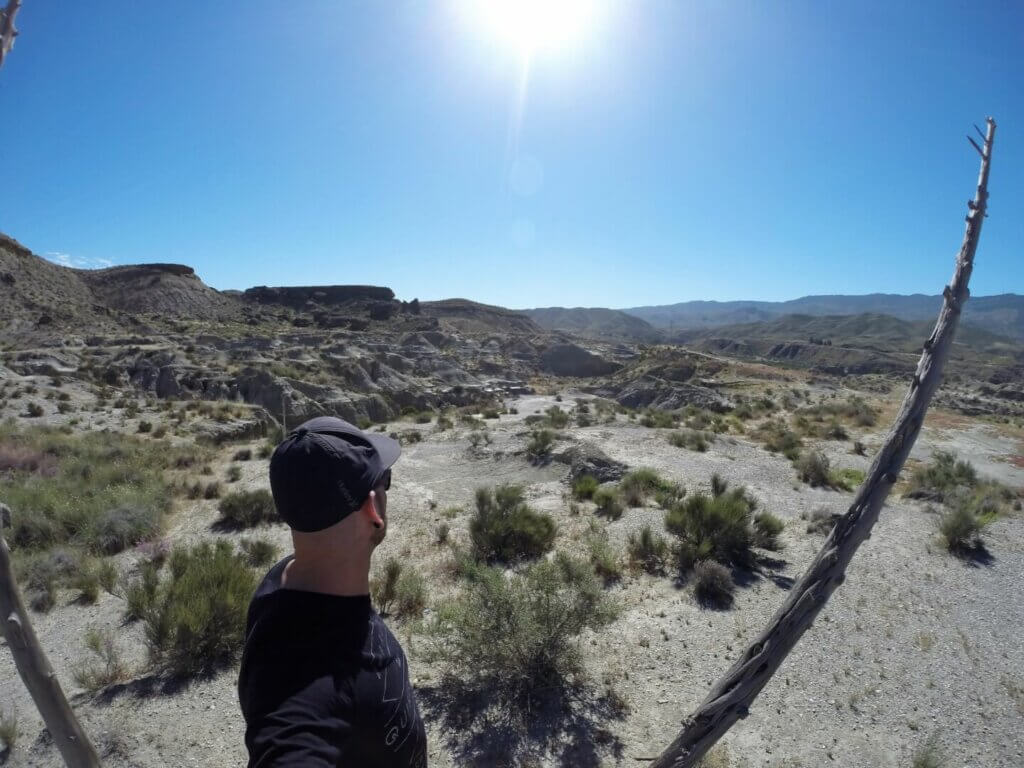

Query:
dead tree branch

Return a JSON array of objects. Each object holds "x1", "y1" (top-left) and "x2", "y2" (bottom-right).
[
  {"x1": 651, "y1": 117, "x2": 997, "y2": 768},
  {"x1": 0, "y1": 506, "x2": 101, "y2": 767},
  {"x1": 0, "y1": 0, "x2": 21, "y2": 69}
]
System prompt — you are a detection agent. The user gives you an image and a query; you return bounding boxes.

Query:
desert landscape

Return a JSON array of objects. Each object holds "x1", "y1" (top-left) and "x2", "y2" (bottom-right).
[{"x1": 1, "y1": 230, "x2": 1022, "y2": 767}]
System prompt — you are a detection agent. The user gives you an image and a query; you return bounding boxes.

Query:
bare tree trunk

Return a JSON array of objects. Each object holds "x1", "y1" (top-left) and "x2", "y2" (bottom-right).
[
  {"x1": 0, "y1": 508, "x2": 102, "y2": 768},
  {"x1": 0, "y1": 0, "x2": 21, "y2": 69},
  {"x1": 651, "y1": 117, "x2": 997, "y2": 768}
]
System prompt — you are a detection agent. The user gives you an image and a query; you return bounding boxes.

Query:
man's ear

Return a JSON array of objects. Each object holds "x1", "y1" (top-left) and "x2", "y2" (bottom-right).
[{"x1": 361, "y1": 490, "x2": 384, "y2": 529}]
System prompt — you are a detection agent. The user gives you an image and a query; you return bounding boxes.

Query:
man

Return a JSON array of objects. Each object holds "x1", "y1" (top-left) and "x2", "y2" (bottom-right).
[{"x1": 238, "y1": 416, "x2": 427, "y2": 767}]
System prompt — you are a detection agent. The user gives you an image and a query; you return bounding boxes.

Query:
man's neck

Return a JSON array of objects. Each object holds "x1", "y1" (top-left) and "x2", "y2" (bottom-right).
[{"x1": 281, "y1": 550, "x2": 371, "y2": 597}]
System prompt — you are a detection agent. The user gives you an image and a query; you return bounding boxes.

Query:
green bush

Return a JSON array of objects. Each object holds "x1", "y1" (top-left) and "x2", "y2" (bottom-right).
[
  {"x1": 469, "y1": 484, "x2": 556, "y2": 563},
  {"x1": 585, "y1": 525, "x2": 622, "y2": 585},
  {"x1": 619, "y1": 468, "x2": 674, "y2": 508},
  {"x1": 239, "y1": 538, "x2": 278, "y2": 568},
  {"x1": 829, "y1": 467, "x2": 865, "y2": 491},
  {"x1": 755, "y1": 420, "x2": 803, "y2": 460},
  {"x1": 427, "y1": 554, "x2": 618, "y2": 705},
  {"x1": 1, "y1": 424, "x2": 172, "y2": 556},
  {"x1": 640, "y1": 409, "x2": 677, "y2": 429},
  {"x1": 25, "y1": 402, "x2": 44, "y2": 418},
  {"x1": 693, "y1": 560, "x2": 735, "y2": 608},
  {"x1": 137, "y1": 421, "x2": 153, "y2": 434},
  {"x1": 233, "y1": 448, "x2": 253, "y2": 461},
  {"x1": 218, "y1": 489, "x2": 277, "y2": 528},
  {"x1": 572, "y1": 474, "x2": 599, "y2": 500},
  {"x1": 626, "y1": 525, "x2": 669, "y2": 574},
  {"x1": 544, "y1": 406, "x2": 570, "y2": 429},
  {"x1": 664, "y1": 486, "x2": 758, "y2": 568},
  {"x1": 753, "y1": 512, "x2": 784, "y2": 550},
  {"x1": 91, "y1": 505, "x2": 161, "y2": 555},
  {"x1": 526, "y1": 429, "x2": 554, "y2": 462},
  {"x1": 371, "y1": 557, "x2": 403, "y2": 615},
  {"x1": 668, "y1": 429, "x2": 709, "y2": 452},
  {"x1": 592, "y1": 486, "x2": 624, "y2": 520},
  {"x1": 143, "y1": 540, "x2": 256, "y2": 678},
  {"x1": 395, "y1": 567, "x2": 428, "y2": 619},
  {"x1": 226, "y1": 464, "x2": 242, "y2": 482},
  {"x1": 906, "y1": 451, "x2": 978, "y2": 502},
  {"x1": 938, "y1": 497, "x2": 986, "y2": 554},
  {"x1": 122, "y1": 561, "x2": 161, "y2": 622}
]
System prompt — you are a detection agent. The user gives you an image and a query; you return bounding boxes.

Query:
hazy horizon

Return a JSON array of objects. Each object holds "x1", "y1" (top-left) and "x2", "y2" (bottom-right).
[{"x1": 2, "y1": 1, "x2": 1022, "y2": 308}]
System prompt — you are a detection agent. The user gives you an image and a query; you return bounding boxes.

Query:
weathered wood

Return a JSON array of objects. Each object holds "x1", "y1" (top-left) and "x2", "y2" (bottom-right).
[
  {"x1": 651, "y1": 117, "x2": 997, "y2": 768},
  {"x1": 0, "y1": 0, "x2": 21, "y2": 69},
  {"x1": 0, "y1": 506, "x2": 102, "y2": 768}
]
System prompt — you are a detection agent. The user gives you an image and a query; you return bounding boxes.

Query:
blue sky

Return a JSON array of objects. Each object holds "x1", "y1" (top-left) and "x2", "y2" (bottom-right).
[{"x1": 0, "y1": 1, "x2": 1021, "y2": 308}]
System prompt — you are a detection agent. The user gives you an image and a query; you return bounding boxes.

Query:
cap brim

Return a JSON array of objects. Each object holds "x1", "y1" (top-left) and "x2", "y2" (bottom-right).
[{"x1": 365, "y1": 432, "x2": 401, "y2": 472}]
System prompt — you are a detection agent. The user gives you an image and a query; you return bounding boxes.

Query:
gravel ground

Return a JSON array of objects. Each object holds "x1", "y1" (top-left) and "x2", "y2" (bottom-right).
[{"x1": 1, "y1": 392, "x2": 1022, "y2": 767}]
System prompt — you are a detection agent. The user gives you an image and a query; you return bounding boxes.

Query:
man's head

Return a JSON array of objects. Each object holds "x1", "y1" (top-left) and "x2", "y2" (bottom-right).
[{"x1": 269, "y1": 416, "x2": 400, "y2": 550}]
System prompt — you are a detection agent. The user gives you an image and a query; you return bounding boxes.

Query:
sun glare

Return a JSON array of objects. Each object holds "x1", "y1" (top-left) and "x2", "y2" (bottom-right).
[{"x1": 466, "y1": 0, "x2": 600, "y2": 56}]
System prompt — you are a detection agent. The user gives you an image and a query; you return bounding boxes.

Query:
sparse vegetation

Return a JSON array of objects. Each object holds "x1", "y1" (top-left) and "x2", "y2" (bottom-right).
[
  {"x1": 911, "y1": 735, "x2": 946, "y2": 768},
  {"x1": 585, "y1": 524, "x2": 622, "y2": 585},
  {"x1": 371, "y1": 557, "x2": 427, "y2": 619},
  {"x1": 640, "y1": 408, "x2": 677, "y2": 429},
  {"x1": 905, "y1": 450, "x2": 978, "y2": 502},
  {"x1": 755, "y1": 419, "x2": 803, "y2": 460},
  {"x1": 371, "y1": 556, "x2": 403, "y2": 615},
  {"x1": 239, "y1": 537, "x2": 278, "y2": 568},
  {"x1": 627, "y1": 525, "x2": 669, "y2": 574},
  {"x1": 142, "y1": 540, "x2": 257, "y2": 678},
  {"x1": 226, "y1": 464, "x2": 243, "y2": 482},
  {"x1": 753, "y1": 511, "x2": 784, "y2": 550},
  {"x1": 572, "y1": 473, "x2": 599, "y2": 500},
  {"x1": 525, "y1": 428, "x2": 554, "y2": 462},
  {"x1": 73, "y1": 626, "x2": 130, "y2": 692},
  {"x1": 0, "y1": 706, "x2": 17, "y2": 754},
  {"x1": 938, "y1": 498, "x2": 985, "y2": 554},
  {"x1": 592, "y1": 486, "x2": 624, "y2": 520},
  {"x1": 804, "y1": 507, "x2": 836, "y2": 535},
  {"x1": 693, "y1": 560, "x2": 735, "y2": 608},
  {"x1": 469, "y1": 484, "x2": 556, "y2": 563},
  {"x1": 619, "y1": 468, "x2": 675, "y2": 507},
  {"x1": 668, "y1": 428, "x2": 709, "y2": 452},
  {"x1": 218, "y1": 489, "x2": 278, "y2": 528},
  {"x1": 428, "y1": 553, "x2": 618, "y2": 706},
  {"x1": 1, "y1": 424, "x2": 172, "y2": 556},
  {"x1": 795, "y1": 449, "x2": 831, "y2": 487}
]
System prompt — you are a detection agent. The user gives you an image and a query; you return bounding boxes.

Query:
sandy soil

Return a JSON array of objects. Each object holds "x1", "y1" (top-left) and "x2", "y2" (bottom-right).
[{"x1": 1, "y1": 392, "x2": 1023, "y2": 767}]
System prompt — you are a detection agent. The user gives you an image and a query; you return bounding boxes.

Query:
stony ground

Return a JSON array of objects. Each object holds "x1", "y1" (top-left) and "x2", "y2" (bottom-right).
[{"x1": 1, "y1": 389, "x2": 1023, "y2": 768}]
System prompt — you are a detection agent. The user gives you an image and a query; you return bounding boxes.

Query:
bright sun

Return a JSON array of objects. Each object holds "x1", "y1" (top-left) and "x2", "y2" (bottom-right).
[{"x1": 466, "y1": 0, "x2": 601, "y2": 56}]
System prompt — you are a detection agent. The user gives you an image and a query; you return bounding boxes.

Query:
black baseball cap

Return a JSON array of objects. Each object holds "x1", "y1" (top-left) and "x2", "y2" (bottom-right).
[{"x1": 269, "y1": 416, "x2": 401, "y2": 532}]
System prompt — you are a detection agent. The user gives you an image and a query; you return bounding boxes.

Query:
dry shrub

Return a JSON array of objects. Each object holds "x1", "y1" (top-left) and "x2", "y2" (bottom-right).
[
  {"x1": 626, "y1": 525, "x2": 669, "y2": 574},
  {"x1": 693, "y1": 560, "x2": 735, "y2": 608},
  {"x1": 218, "y1": 489, "x2": 277, "y2": 528}
]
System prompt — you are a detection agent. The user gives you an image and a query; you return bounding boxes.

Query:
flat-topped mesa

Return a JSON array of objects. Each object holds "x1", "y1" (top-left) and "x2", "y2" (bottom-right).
[
  {"x1": 243, "y1": 285, "x2": 395, "y2": 308},
  {"x1": 82, "y1": 263, "x2": 197, "y2": 278}
]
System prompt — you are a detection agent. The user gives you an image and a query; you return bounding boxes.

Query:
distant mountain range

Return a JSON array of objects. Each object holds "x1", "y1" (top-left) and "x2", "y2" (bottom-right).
[
  {"x1": 521, "y1": 307, "x2": 661, "y2": 342},
  {"x1": 622, "y1": 293, "x2": 1024, "y2": 341}
]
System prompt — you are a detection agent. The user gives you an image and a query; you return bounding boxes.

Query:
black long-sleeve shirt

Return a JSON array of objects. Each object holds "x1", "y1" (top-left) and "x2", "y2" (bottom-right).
[{"x1": 238, "y1": 557, "x2": 427, "y2": 767}]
